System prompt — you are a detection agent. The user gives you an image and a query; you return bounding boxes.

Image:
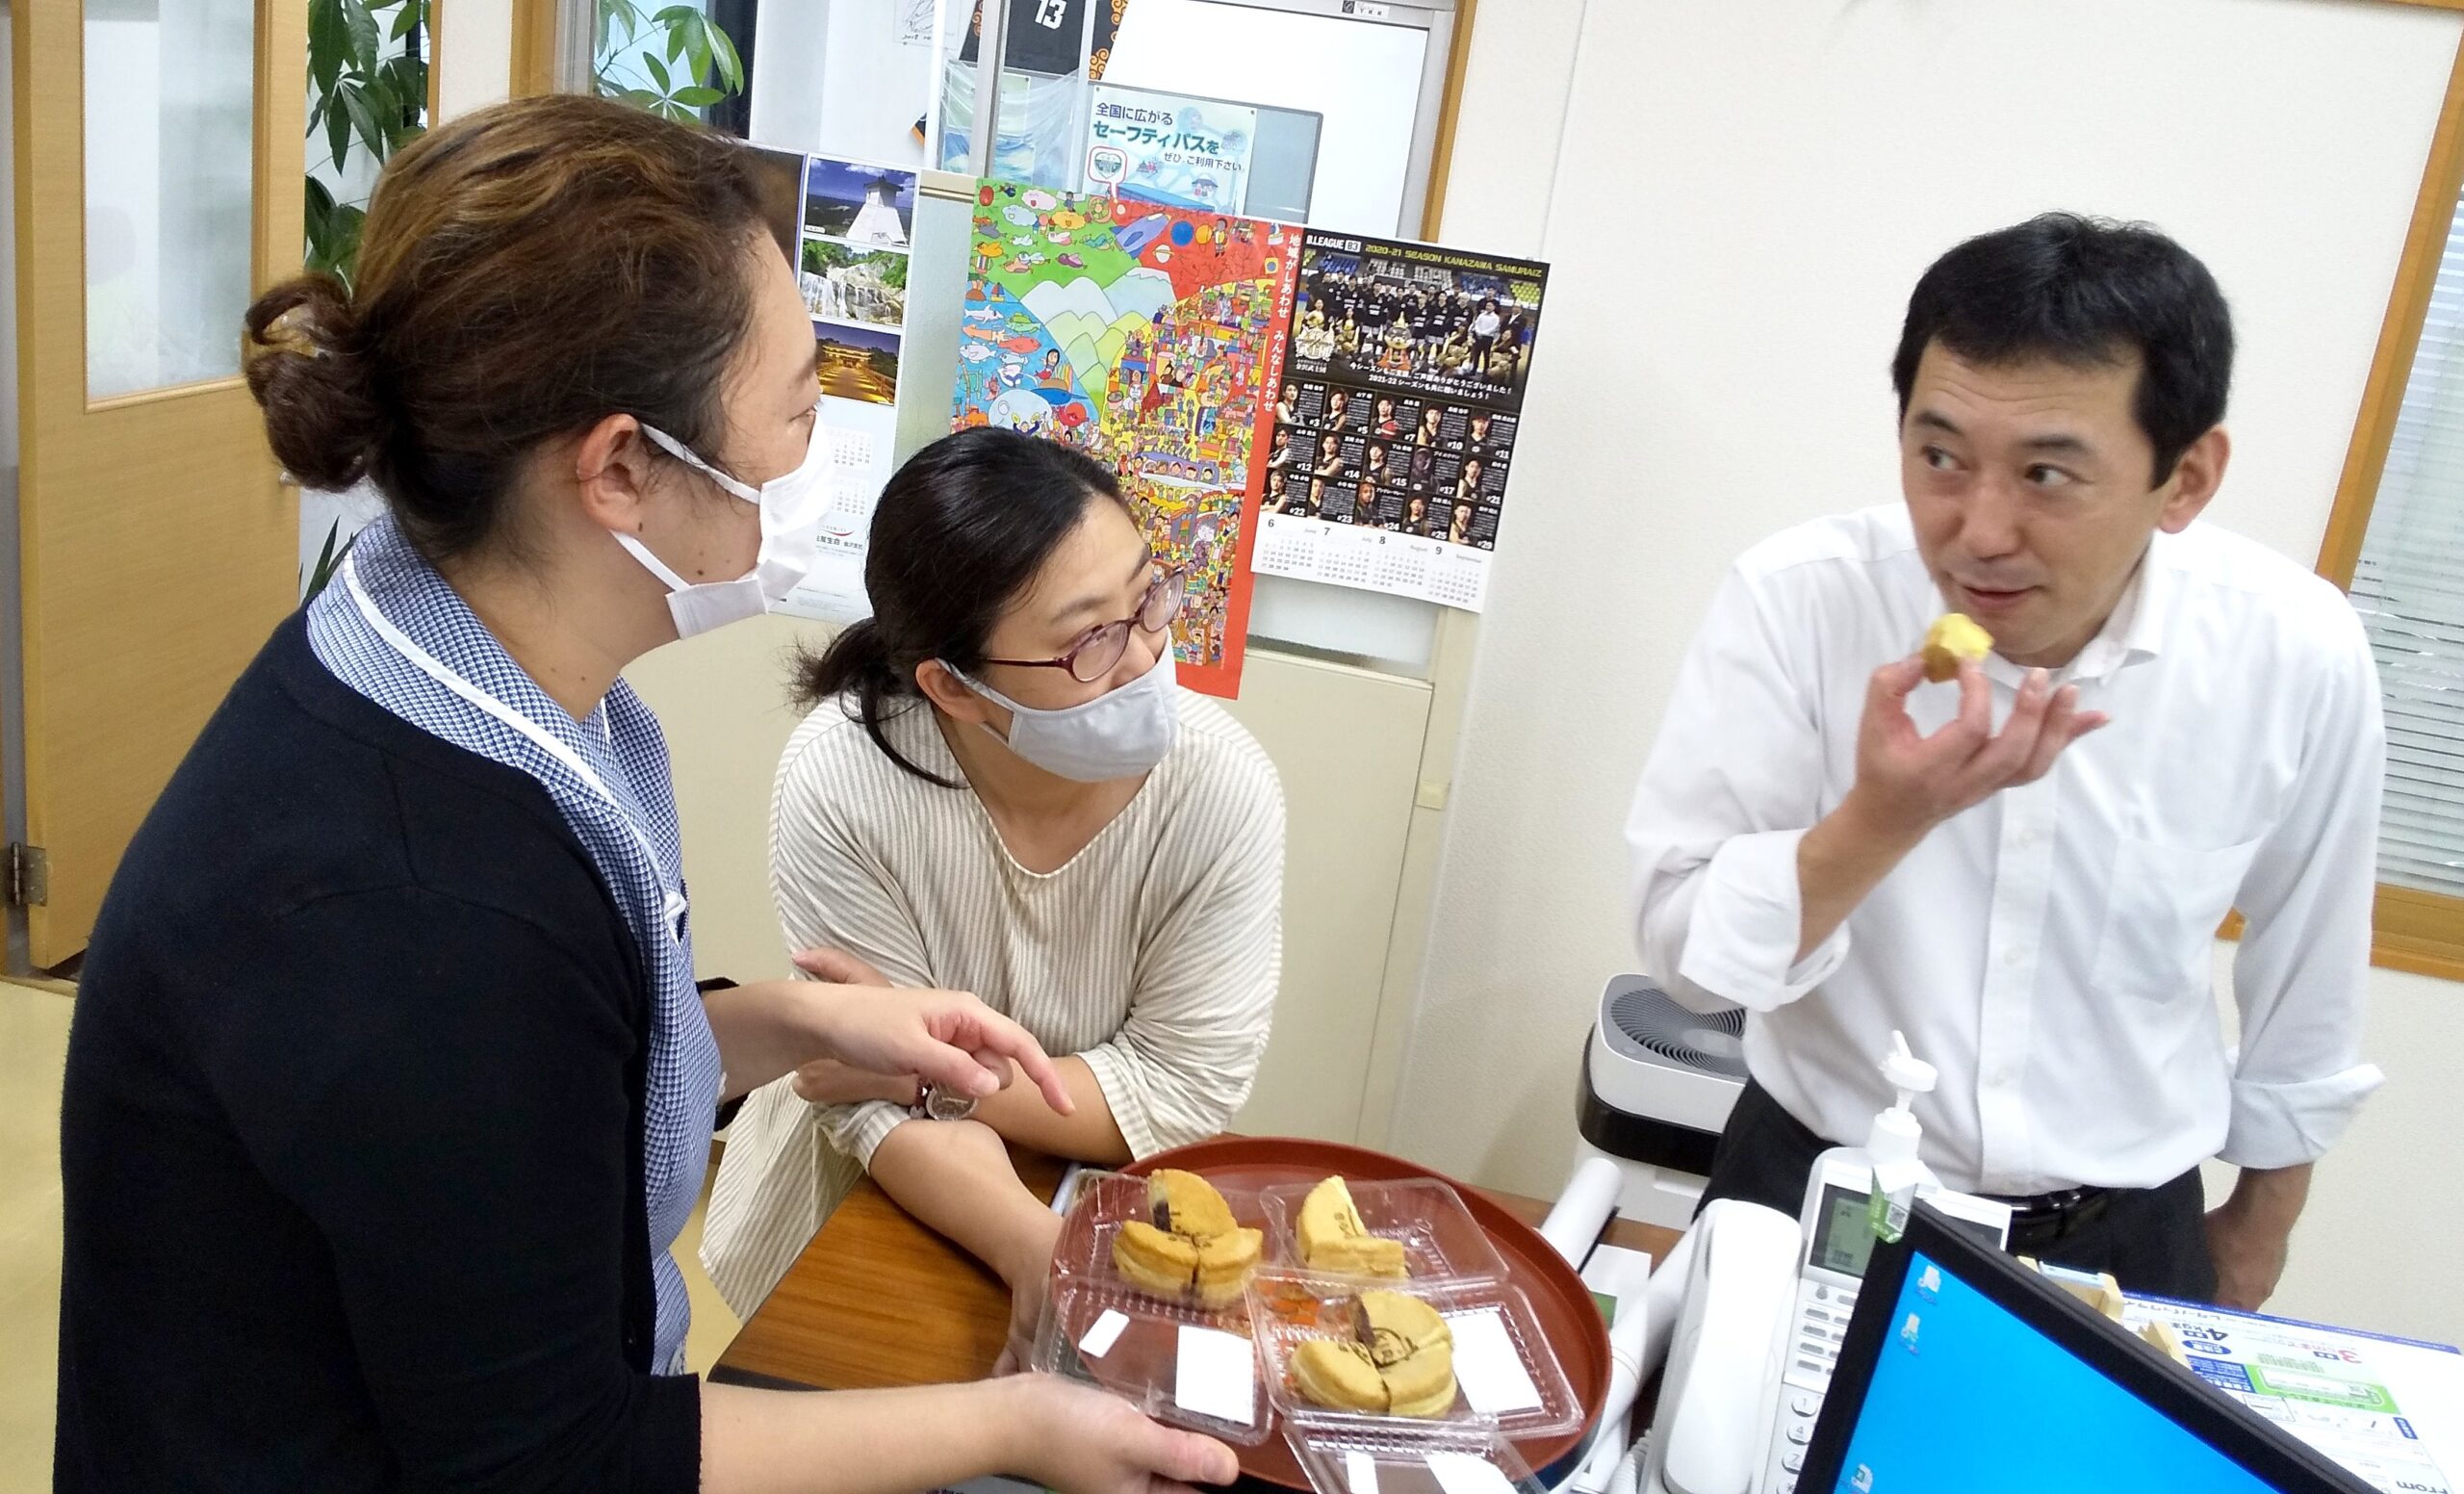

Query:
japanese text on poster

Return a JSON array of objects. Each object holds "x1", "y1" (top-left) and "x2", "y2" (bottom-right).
[{"x1": 1086, "y1": 85, "x2": 1256, "y2": 216}]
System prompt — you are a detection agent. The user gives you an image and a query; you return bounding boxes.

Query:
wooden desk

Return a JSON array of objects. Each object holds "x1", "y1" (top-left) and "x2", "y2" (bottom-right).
[{"x1": 713, "y1": 1154, "x2": 1681, "y2": 1393}]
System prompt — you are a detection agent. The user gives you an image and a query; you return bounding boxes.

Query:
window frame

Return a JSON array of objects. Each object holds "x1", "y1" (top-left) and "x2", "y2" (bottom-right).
[{"x1": 2294, "y1": 8, "x2": 2464, "y2": 981}]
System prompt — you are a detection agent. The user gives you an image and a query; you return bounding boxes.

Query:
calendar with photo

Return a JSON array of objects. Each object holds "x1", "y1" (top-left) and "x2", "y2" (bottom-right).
[{"x1": 1254, "y1": 230, "x2": 1547, "y2": 611}]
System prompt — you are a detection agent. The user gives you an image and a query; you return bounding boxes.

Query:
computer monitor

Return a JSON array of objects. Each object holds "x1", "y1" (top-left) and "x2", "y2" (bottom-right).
[{"x1": 1795, "y1": 1202, "x2": 2371, "y2": 1494}]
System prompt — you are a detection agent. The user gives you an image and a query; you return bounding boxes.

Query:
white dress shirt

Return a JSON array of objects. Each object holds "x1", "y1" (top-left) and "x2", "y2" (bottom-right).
[{"x1": 1626, "y1": 505, "x2": 2385, "y2": 1196}]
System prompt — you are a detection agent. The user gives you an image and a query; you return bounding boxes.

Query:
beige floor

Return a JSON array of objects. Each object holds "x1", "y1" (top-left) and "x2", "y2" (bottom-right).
[
  {"x1": 1, "y1": 980, "x2": 71, "y2": 1491},
  {"x1": 0, "y1": 979, "x2": 742, "y2": 1485}
]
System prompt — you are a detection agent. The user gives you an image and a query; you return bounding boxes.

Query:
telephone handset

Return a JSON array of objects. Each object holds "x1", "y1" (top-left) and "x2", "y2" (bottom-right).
[{"x1": 1639, "y1": 1198, "x2": 1803, "y2": 1494}]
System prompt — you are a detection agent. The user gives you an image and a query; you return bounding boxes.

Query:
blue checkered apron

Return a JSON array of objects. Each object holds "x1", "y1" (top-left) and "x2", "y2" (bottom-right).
[{"x1": 306, "y1": 515, "x2": 721, "y2": 1375}]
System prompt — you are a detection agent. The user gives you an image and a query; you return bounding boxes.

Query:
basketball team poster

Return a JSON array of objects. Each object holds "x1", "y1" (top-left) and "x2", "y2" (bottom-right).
[
  {"x1": 1251, "y1": 231, "x2": 1550, "y2": 612},
  {"x1": 948, "y1": 180, "x2": 1298, "y2": 698}
]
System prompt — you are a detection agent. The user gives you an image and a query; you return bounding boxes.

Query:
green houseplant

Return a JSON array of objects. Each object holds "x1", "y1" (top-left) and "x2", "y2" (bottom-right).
[
  {"x1": 594, "y1": 2, "x2": 747, "y2": 124},
  {"x1": 299, "y1": 0, "x2": 427, "y2": 596}
]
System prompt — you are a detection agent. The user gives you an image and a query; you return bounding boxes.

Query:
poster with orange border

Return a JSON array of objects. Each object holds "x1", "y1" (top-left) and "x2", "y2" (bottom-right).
[{"x1": 948, "y1": 180, "x2": 1297, "y2": 698}]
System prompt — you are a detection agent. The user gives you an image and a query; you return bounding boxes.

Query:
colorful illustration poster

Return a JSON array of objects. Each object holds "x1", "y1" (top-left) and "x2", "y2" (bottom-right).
[
  {"x1": 1087, "y1": 85, "x2": 1256, "y2": 215},
  {"x1": 783, "y1": 154, "x2": 921, "y2": 625},
  {"x1": 949, "y1": 180, "x2": 1298, "y2": 697},
  {"x1": 1249, "y1": 231, "x2": 1549, "y2": 612}
]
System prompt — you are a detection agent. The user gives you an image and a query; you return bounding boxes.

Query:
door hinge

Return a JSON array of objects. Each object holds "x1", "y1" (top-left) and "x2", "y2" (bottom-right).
[{"x1": 7, "y1": 842, "x2": 49, "y2": 907}]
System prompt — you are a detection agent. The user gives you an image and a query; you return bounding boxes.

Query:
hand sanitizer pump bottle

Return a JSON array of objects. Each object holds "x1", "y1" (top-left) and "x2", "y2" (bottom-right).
[{"x1": 1861, "y1": 1031, "x2": 1939, "y2": 1243}]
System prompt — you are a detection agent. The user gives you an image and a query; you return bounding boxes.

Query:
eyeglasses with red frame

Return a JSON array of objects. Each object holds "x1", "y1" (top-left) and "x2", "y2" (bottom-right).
[{"x1": 981, "y1": 566, "x2": 1188, "y2": 684}]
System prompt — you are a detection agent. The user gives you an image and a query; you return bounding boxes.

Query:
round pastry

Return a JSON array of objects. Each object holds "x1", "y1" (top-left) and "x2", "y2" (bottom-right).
[
  {"x1": 1292, "y1": 1339, "x2": 1387, "y2": 1413},
  {"x1": 1112, "y1": 1220, "x2": 1199, "y2": 1299},
  {"x1": 1355, "y1": 1290, "x2": 1450, "y2": 1367},
  {"x1": 1194, "y1": 1226, "x2": 1265, "y2": 1309},
  {"x1": 1111, "y1": 1170, "x2": 1256, "y2": 1305},
  {"x1": 1290, "y1": 1288, "x2": 1457, "y2": 1419},
  {"x1": 1149, "y1": 1169, "x2": 1240, "y2": 1239},
  {"x1": 1296, "y1": 1176, "x2": 1409, "y2": 1278}
]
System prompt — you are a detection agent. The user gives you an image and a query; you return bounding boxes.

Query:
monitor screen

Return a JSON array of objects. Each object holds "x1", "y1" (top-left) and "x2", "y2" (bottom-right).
[{"x1": 1826, "y1": 1249, "x2": 2284, "y2": 1493}]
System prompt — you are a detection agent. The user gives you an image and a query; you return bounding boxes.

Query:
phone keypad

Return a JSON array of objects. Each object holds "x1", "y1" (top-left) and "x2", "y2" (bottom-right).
[{"x1": 1764, "y1": 1280, "x2": 1859, "y2": 1492}]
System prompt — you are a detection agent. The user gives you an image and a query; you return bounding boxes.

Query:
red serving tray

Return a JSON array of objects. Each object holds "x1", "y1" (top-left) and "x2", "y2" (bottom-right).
[{"x1": 1123, "y1": 1138, "x2": 1609, "y2": 1490}]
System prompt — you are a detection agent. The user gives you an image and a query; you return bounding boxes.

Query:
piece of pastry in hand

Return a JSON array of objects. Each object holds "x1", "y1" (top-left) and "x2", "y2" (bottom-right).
[
  {"x1": 1291, "y1": 1288, "x2": 1457, "y2": 1419},
  {"x1": 1296, "y1": 1176, "x2": 1409, "y2": 1278},
  {"x1": 1919, "y1": 612, "x2": 1993, "y2": 683}
]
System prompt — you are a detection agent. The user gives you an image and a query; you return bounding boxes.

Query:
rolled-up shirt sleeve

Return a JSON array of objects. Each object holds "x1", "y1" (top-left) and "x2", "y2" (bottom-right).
[
  {"x1": 2222, "y1": 608, "x2": 2387, "y2": 1169},
  {"x1": 1627, "y1": 566, "x2": 1847, "y2": 1015}
]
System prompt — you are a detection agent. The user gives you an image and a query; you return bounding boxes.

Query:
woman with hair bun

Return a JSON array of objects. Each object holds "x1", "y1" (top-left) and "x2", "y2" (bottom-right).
[
  {"x1": 702, "y1": 427, "x2": 1284, "y2": 1357},
  {"x1": 53, "y1": 93, "x2": 1239, "y2": 1494}
]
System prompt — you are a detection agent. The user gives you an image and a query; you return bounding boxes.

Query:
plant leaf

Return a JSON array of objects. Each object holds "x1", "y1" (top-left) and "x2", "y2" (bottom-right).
[
  {"x1": 340, "y1": 78, "x2": 390, "y2": 161},
  {"x1": 326, "y1": 87, "x2": 356, "y2": 170},
  {"x1": 672, "y1": 85, "x2": 722, "y2": 107},
  {"x1": 707, "y1": 18, "x2": 744, "y2": 91},
  {"x1": 307, "y1": 0, "x2": 348, "y2": 94},
  {"x1": 687, "y1": 25, "x2": 711, "y2": 88},
  {"x1": 307, "y1": 525, "x2": 363, "y2": 600},
  {"x1": 341, "y1": 0, "x2": 380, "y2": 71},
  {"x1": 666, "y1": 19, "x2": 688, "y2": 66},
  {"x1": 644, "y1": 50, "x2": 671, "y2": 93},
  {"x1": 389, "y1": 0, "x2": 421, "y2": 40},
  {"x1": 381, "y1": 54, "x2": 428, "y2": 126}
]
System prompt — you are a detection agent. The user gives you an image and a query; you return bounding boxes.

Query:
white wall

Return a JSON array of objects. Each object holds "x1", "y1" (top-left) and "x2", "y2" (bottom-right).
[{"x1": 1397, "y1": 0, "x2": 2464, "y2": 1346}]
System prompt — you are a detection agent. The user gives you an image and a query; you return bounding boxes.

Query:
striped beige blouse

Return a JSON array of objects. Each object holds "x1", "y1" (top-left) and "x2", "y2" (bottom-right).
[{"x1": 699, "y1": 687, "x2": 1285, "y2": 1315}]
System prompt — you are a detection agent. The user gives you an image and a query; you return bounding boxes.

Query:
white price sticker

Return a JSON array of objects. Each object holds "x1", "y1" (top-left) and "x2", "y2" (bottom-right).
[
  {"x1": 1345, "y1": 1451, "x2": 1381, "y2": 1494},
  {"x1": 1174, "y1": 1326, "x2": 1257, "y2": 1428},
  {"x1": 1446, "y1": 1309, "x2": 1543, "y2": 1415},
  {"x1": 1425, "y1": 1452, "x2": 1518, "y2": 1494},
  {"x1": 1078, "y1": 1309, "x2": 1129, "y2": 1358}
]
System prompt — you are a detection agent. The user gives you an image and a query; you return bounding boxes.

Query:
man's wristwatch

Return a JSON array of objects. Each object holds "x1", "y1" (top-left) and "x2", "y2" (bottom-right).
[{"x1": 911, "y1": 1080, "x2": 979, "y2": 1121}]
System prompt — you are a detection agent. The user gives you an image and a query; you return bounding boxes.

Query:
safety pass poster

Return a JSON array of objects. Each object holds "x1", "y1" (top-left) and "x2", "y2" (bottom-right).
[
  {"x1": 1250, "y1": 232, "x2": 1549, "y2": 612},
  {"x1": 948, "y1": 181, "x2": 1297, "y2": 698}
]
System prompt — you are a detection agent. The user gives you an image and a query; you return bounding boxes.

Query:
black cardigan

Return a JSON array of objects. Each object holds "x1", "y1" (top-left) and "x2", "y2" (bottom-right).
[{"x1": 54, "y1": 610, "x2": 701, "y2": 1492}]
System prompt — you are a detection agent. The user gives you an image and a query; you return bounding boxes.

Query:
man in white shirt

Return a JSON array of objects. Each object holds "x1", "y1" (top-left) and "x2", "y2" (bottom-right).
[{"x1": 1626, "y1": 214, "x2": 2385, "y2": 1307}]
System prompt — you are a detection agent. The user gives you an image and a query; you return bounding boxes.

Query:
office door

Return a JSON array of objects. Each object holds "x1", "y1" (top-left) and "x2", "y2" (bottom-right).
[{"x1": 13, "y1": 0, "x2": 307, "y2": 966}]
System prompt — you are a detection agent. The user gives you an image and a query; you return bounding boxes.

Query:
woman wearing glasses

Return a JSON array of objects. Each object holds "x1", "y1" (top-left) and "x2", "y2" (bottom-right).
[{"x1": 702, "y1": 430, "x2": 1286, "y2": 1352}]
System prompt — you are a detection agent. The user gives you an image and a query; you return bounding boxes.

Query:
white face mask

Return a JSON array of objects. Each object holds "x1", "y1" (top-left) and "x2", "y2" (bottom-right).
[
  {"x1": 953, "y1": 645, "x2": 1180, "y2": 783},
  {"x1": 619, "y1": 414, "x2": 832, "y2": 638}
]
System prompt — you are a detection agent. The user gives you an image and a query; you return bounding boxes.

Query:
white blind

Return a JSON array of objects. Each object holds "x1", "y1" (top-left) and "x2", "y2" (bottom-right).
[{"x1": 2350, "y1": 192, "x2": 2464, "y2": 898}]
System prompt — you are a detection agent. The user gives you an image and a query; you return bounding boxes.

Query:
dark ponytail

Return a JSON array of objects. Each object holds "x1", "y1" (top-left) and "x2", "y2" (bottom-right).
[{"x1": 793, "y1": 428, "x2": 1125, "y2": 786}]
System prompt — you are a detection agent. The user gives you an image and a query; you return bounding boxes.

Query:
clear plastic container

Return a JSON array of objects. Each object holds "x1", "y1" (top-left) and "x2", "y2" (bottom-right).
[
  {"x1": 1284, "y1": 1423, "x2": 1547, "y2": 1494},
  {"x1": 1034, "y1": 1274, "x2": 1272, "y2": 1444},
  {"x1": 1245, "y1": 1270, "x2": 1586, "y2": 1441},
  {"x1": 1032, "y1": 1169, "x2": 1275, "y2": 1444},
  {"x1": 1050, "y1": 1171, "x2": 1270, "y2": 1306},
  {"x1": 1259, "y1": 1177, "x2": 1508, "y2": 1284}
]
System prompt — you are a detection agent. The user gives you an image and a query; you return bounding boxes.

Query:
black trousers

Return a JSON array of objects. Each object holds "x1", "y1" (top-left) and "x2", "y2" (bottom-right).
[{"x1": 1700, "y1": 1078, "x2": 2220, "y2": 1302}]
